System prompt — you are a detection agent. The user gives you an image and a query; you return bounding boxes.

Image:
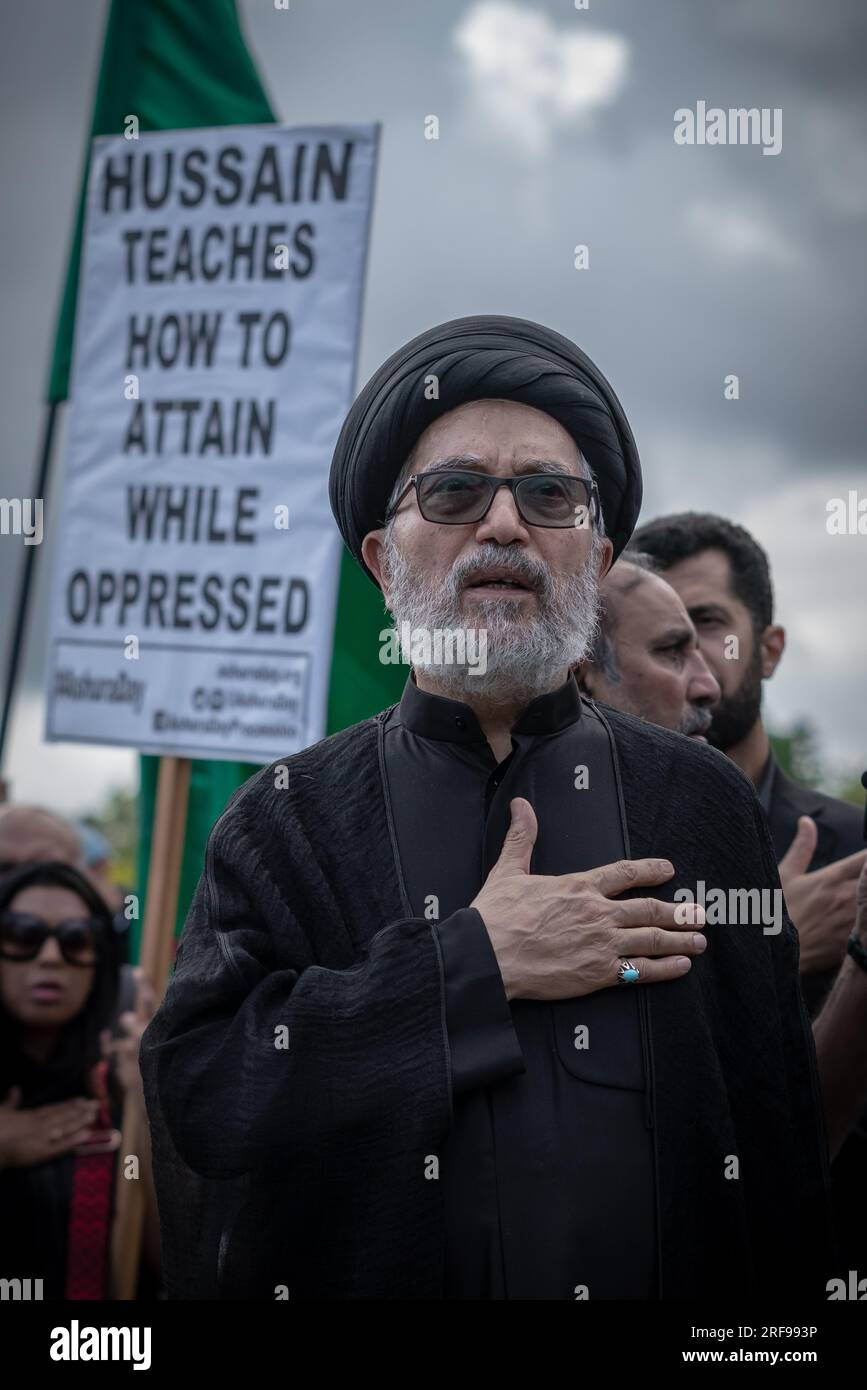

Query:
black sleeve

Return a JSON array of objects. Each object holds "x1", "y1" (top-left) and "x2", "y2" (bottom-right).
[
  {"x1": 751, "y1": 795, "x2": 835, "y2": 1288},
  {"x1": 434, "y1": 908, "x2": 526, "y2": 1095},
  {"x1": 140, "y1": 804, "x2": 452, "y2": 1185}
]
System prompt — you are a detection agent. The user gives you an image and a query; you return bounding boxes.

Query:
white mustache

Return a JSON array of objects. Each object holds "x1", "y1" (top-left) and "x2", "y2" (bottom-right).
[
  {"x1": 450, "y1": 547, "x2": 550, "y2": 597},
  {"x1": 682, "y1": 705, "x2": 713, "y2": 736}
]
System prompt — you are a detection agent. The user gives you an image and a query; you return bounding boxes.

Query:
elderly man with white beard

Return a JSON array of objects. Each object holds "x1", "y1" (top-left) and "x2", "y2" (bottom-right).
[{"x1": 141, "y1": 316, "x2": 832, "y2": 1302}]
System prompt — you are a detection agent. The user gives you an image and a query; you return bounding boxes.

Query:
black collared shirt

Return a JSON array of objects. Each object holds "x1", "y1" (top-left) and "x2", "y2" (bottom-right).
[
  {"x1": 756, "y1": 753, "x2": 777, "y2": 817},
  {"x1": 382, "y1": 674, "x2": 658, "y2": 1299}
]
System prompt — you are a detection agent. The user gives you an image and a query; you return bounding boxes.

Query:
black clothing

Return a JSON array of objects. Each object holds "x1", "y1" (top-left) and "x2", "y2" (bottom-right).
[
  {"x1": 761, "y1": 752, "x2": 863, "y2": 1014},
  {"x1": 759, "y1": 751, "x2": 867, "y2": 1273},
  {"x1": 760, "y1": 751, "x2": 863, "y2": 863},
  {"x1": 383, "y1": 676, "x2": 655, "y2": 1298},
  {"x1": 755, "y1": 754, "x2": 776, "y2": 819},
  {"x1": 328, "y1": 315, "x2": 643, "y2": 580},
  {"x1": 0, "y1": 1052, "x2": 123, "y2": 1300},
  {"x1": 140, "y1": 688, "x2": 833, "y2": 1300},
  {"x1": 760, "y1": 755, "x2": 863, "y2": 869}
]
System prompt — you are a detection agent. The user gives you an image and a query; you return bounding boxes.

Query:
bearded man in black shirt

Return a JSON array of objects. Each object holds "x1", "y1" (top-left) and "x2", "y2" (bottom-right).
[{"x1": 141, "y1": 316, "x2": 831, "y2": 1301}]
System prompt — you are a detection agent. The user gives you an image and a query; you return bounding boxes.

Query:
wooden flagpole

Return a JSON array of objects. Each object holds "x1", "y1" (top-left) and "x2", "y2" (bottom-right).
[{"x1": 110, "y1": 753, "x2": 191, "y2": 1299}]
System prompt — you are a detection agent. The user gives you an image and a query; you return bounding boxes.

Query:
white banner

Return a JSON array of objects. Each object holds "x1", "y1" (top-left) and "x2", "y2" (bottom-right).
[{"x1": 45, "y1": 122, "x2": 378, "y2": 762}]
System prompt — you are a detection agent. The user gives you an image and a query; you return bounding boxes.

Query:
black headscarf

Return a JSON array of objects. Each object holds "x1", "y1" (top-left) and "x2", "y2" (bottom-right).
[{"x1": 329, "y1": 314, "x2": 642, "y2": 583}]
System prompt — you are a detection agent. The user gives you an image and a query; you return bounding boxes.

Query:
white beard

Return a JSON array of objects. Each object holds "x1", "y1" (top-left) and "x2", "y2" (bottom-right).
[{"x1": 381, "y1": 532, "x2": 604, "y2": 702}]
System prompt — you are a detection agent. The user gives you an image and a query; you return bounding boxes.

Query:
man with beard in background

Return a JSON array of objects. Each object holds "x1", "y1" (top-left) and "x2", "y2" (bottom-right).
[
  {"x1": 631, "y1": 515, "x2": 866, "y2": 1010},
  {"x1": 578, "y1": 552, "x2": 720, "y2": 741},
  {"x1": 633, "y1": 511, "x2": 867, "y2": 1273},
  {"x1": 142, "y1": 317, "x2": 830, "y2": 1301}
]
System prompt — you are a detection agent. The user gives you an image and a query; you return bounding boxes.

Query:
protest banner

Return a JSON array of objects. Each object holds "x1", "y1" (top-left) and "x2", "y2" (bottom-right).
[{"x1": 46, "y1": 122, "x2": 379, "y2": 763}]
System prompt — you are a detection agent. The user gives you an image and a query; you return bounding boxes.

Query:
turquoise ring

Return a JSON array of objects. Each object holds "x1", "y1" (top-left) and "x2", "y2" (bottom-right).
[{"x1": 617, "y1": 959, "x2": 640, "y2": 985}]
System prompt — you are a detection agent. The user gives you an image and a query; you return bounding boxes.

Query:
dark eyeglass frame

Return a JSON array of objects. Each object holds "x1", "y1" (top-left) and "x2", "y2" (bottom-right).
[
  {"x1": 383, "y1": 469, "x2": 600, "y2": 529},
  {"x1": 0, "y1": 910, "x2": 107, "y2": 966}
]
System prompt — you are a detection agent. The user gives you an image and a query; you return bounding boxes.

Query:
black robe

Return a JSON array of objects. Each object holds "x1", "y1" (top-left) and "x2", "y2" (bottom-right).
[{"x1": 140, "y1": 701, "x2": 833, "y2": 1300}]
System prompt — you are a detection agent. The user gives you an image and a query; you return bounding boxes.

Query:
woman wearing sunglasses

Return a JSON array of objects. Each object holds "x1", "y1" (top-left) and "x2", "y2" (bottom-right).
[{"x1": 0, "y1": 859, "x2": 159, "y2": 1298}]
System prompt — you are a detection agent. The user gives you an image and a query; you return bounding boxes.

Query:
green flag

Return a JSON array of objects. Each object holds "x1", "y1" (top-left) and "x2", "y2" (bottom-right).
[
  {"x1": 49, "y1": 0, "x2": 403, "y2": 958},
  {"x1": 49, "y1": 0, "x2": 276, "y2": 404}
]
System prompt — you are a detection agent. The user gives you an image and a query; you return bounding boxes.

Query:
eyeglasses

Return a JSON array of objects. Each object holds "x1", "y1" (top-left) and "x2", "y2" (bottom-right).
[
  {"x1": 0, "y1": 910, "x2": 105, "y2": 966},
  {"x1": 384, "y1": 470, "x2": 599, "y2": 529}
]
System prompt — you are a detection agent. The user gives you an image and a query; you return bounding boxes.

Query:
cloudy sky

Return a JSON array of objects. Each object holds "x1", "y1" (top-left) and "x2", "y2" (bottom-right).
[{"x1": 1, "y1": 0, "x2": 865, "y2": 814}]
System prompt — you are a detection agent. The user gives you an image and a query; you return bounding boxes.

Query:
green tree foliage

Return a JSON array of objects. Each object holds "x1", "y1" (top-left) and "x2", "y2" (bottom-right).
[
  {"x1": 82, "y1": 787, "x2": 137, "y2": 884},
  {"x1": 768, "y1": 719, "x2": 863, "y2": 807}
]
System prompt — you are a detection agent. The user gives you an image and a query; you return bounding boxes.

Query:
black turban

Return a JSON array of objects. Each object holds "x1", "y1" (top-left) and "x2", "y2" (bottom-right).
[{"x1": 329, "y1": 314, "x2": 642, "y2": 583}]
